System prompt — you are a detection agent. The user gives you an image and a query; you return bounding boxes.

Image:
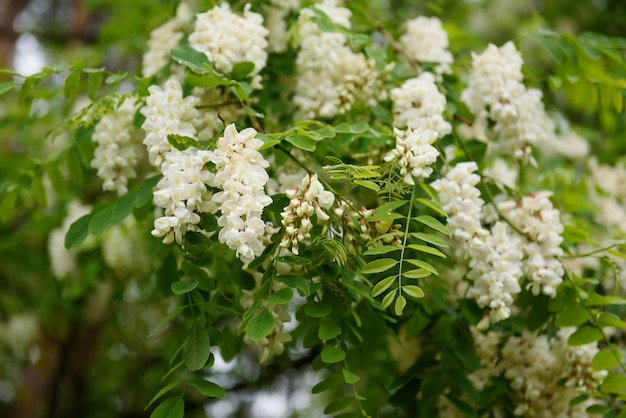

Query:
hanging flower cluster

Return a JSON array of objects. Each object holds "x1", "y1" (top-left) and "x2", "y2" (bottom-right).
[
  {"x1": 384, "y1": 127, "x2": 440, "y2": 185},
  {"x1": 280, "y1": 173, "x2": 335, "y2": 255},
  {"x1": 189, "y1": 3, "x2": 269, "y2": 89},
  {"x1": 91, "y1": 98, "x2": 140, "y2": 195},
  {"x1": 400, "y1": 16, "x2": 453, "y2": 75},
  {"x1": 210, "y1": 124, "x2": 272, "y2": 264}
]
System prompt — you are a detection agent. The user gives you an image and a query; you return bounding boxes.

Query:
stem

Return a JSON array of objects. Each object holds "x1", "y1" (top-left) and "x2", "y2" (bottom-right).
[
  {"x1": 374, "y1": 21, "x2": 422, "y2": 76},
  {"x1": 397, "y1": 184, "x2": 417, "y2": 293},
  {"x1": 563, "y1": 241, "x2": 625, "y2": 259}
]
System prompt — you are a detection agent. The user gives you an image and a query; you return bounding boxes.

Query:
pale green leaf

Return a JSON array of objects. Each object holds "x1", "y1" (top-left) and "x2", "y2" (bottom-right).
[
  {"x1": 402, "y1": 285, "x2": 425, "y2": 299},
  {"x1": 321, "y1": 345, "x2": 346, "y2": 364},
  {"x1": 372, "y1": 276, "x2": 396, "y2": 297},
  {"x1": 268, "y1": 287, "x2": 294, "y2": 304},
  {"x1": 403, "y1": 269, "x2": 430, "y2": 279},
  {"x1": 592, "y1": 349, "x2": 620, "y2": 371},
  {"x1": 407, "y1": 244, "x2": 446, "y2": 258},
  {"x1": 318, "y1": 322, "x2": 342, "y2": 340},
  {"x1": 381, "y1": 288, "x2": 397, "y2": 309},
  {"x1": 361, "y1": 258, "x2": 398, "y2": 274},
  {"x1": 362, "y1": 245, "x2": 400, "y2": 256},
  {"x1": 411, "y1": 232, "x2": 449, "y2": 248},
  {"x1": 567, "y1": 325, "x2": 604, "y2": 346},
  {"x1": 171, "y1": 280, "x2": 199, "y2": 295},
  {"x1": 246, "y1": 307, "x2": 275, "y2": 340},
  {"x1": 394, "y1": 295, "x2": 407, "y2": 316}
]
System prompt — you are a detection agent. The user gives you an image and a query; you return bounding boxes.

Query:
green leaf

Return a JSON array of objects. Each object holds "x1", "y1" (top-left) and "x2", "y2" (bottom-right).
[
  {"x1": 415, "y1": 215, "x2": 450, "y2": 236},
  {"x1": 354, "y1": 180, "x2": 380, "y2": 191},
  {"x1": 0, "y1": 81, "x2": 17, "y2": 97},
  {"x1": 598, "y1": 312, "x2": 626, "y2": 328},
  {"x1": 407, "y1": 244, "x2": 446, "y2": 258},
  {"x1": 276, "y1": 255, "x2": 312, "y2": 265},
  {"x1": 246, "y1": 308, "x2": 275, "y2": 340},
  {"x1": 230, "y1": 61, "x2": 255, "y2": 79},
  {"x1": 268, "y1": 287, "x2": 294, "y2": 304},
  {"x1": 66, "y1": 148, "x2": 84, "y2": 186},
  {"x1": 31, "y1": 175, "x2": 47, "y2": 207},
  {"x1": 323, "y1": 397, "x2": 353, "y2": 414},
  {"x1": 411, "y1": 232, "x2": 449, "y2": 248},
  {"x1": 105, "y1": 71, "x2": 127, "y2": 86},
  {"x1": 167, "y1": 134, "x2": 200, "y2": 151},
  {"x1": 342, "y1": 369, "x2": 360, "y2": 384},
  {"x1": 305, "y1": 302, "x2": 332, "y2": 318},
  {"x1": 148, "y1": 306, "x2": 187, "y2": 337},
  {"x1": 601, "y1": 370, "x2": 626, "y2": 394},
  {"x1": 188, "y1": 379, "x2": 226, "y2": 398},
  {"x1": 87, "y1": 71, "x2": 103, "y2": 100},
  {"x1": 405, "y1": 259, "x2": 438, "y2": 275},
  {"x1": 321, "y1": 345, "x2": 346, "y2": 364},
  {"x1": 275, "y1": 275, "x2": 311, "y2": 296},
  {"x1": 372, "y1": 276, "x2": 396, "y2": 298},
  {"x1": 394, "y1": 295, "x2": 407, "y2": 316},
  {"x1": 171, "y1": 46, "x2": 211, "y2": 73},
  {"x1": 135, "y1": 175, "x2": 161, "y2": 207},
  {"x1": 587, "y1": 291, "x2": 626, "y2": 306},
  {"x1": 285, "y1": 135, "x2": 316, "y2": 152},
  {"x1": 65, "y1": 213, "x2": 93, "y2": 250},
  {"x1": 183, "y1": 323, "x2": 211, "y2": 371},
  {"x1": 362, "y1": 245, "x2": 400, "y2": 256},
  {"x1": 402, "y1": 285, "x2": 425, "y2": 299},
  {"x1": 403, "y1": 269, "x2": 430, "y2": 279},
  {"x1": 89, "y1": 204, "x2": 114, "y2": 235},
  {"x1": 145, "y1": 380, "x2": 181, "y2": 409},
  {"x1": 171, "y1": 280, "x2": 199, "y2": 295},
  {"x1": 367, "y1": 201, "x2": 408, "y2": 221},
  {"x1": 312, "y1": 374, "x2": 343, "y2": 394},
  {"x1": 318, "y1": 322, "x2": 342, "y2": 340},
  {"x1": 64, "y1": 70, "x2": 81, "y2": 99},
  {"x1": 361, "y1": 258, "x2": 398, "y2": 274},
  {"x1": 111, "y1": 191, "x2": 136, "y2": 225},
  {"x1": 415, "y1": 198, "x2": 447, "y2": 217},
  {"x1": 567, "y1": 325, "x2": 604, "y2": 346},
  {"x1": 150, "y1": 397, "x2": 184, "y2": 418},
  {"x1": 555, "y1": 302, "x2": 591, "y2": 327},
  {"x1": 592, "y1": 349, "x2": 620, "y2": 371},
  {"x1": 381, "y1": 288, "x2": 397, "y2": 309}
]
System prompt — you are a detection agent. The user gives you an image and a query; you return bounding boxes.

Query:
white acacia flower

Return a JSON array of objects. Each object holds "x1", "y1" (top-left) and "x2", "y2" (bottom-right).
[
  {"x1": 400, "y1": 16, "x2": 453, "y2": 75},
  {"x1": 385, "y1": 127, "x2": 440, "y2": 184}
]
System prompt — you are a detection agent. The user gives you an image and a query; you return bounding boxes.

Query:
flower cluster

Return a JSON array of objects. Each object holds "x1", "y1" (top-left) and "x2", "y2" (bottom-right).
[
  {"x1": 141, "y1": 3, "x2": 194, "y2": 78},
  {"x1": 461, "y1": 41, "x2": 549, "y2": 160},
  {"x1": 91, "y1": 98, "x2": 140, "y2": 195},
  {"x1": 263, "y1": 0, "x2": 300, "y2": 53},
  {"x1": 189, "y1": 3, "x2": 269, "y2": 89},
  {"x1": 141, "y1": 79, "x2": 199, "y2": 166},
  {"x1": 210, "y1": 124, "x2": 272, "y2": 264},
  {"x1": 467, "y1": 221, "x2": 523, "y2": 324},
  {"x1": 151, "y1": 148, "x2": 215, "y2": 245},
  {"x1": 280, "y1": 174, "x2": 335, "y2": 255},
  {"x1": 499, "y1": 192, "x2": 564, "y2": 297},
  {"x1": 400, "y1": 16, "x2": 453, "y2": 75},
  {"x1": 102, "y1": 217, "x2": 148, "y2": 277},
  {"x1": 432, "y1": 161, "x2": 488, "y2": 247},
  {"x1": 294, "y1": 0, "x2": 381, "y2": 119},
  {"x1": 384, "y1": 127, "x2": 440, "y2": 185},
  {"x1": 390, "y1": 72, "x2": 451, "y2": 136}
]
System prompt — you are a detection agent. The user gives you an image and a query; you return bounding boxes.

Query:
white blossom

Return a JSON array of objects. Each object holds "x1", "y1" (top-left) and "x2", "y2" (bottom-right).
[
  {"x1": 384, "y1": 127, "x2": 439, "y2": 184},
  {"x1": 400, "y1": 16, "x2": 453, "y2": 75},
  {"x1": 91, "y1": 98, "x2": 140, "y2": 195},
  {"x1": 391, "y1": 72, "x2": 451, "y2": 136},
  {"x1": 189, "y1": 3, "x2": 269, "y2": 89},
  {"x1": 48, "y1": 200, "x2": 92, "y2": 279},
  {"x1": 141, "y1": 79, "x2": 199, "y2": 166},
  {"x1": 210, "y1": 124, "x2": 272, "y2": 264}
]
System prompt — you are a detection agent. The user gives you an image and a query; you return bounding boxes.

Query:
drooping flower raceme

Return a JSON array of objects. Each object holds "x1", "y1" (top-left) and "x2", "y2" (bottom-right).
[
  {"x1": 384, "y1": 127, "x2": 440, "y2": 185},
  {"x1": 294, "y1": 0, "x2": 382, "y2": 119},
  {"x1": 498, "y1": 191, "x2": 564, "y2": 297},
  {"x1": 151, "y1": 147, "x2": 215, "y2": 245},
  {"x1": 91, "y1": 98, "x2": 140, "y2": 195},
  {"x1": 141, "y1": 2, "x2": 194, "y2": 78},
  {"x1": 209, "y1": 124, "x2": 272, "y2": 264},
  {"x1": 461, "y1": 41, "x2": 549, "y2": 160},
  {"x1": 400, "y1": 16, "x2": 453, "y2": 75},
  {"x1": 391, "y1": 72, "x2": 451, "y2": 136},
  {"x1": 432, "y1": 161, "x2": 488, "y2": 247},
  {"x1": 189, "y1": 3, "x2": 269, "y2": 89},
  {"x1": 141, "y1": 79, "x2": 199, "y2": 166},
  {"x1": 280, "y1": 173, "x2": 335, "y2": 255}
]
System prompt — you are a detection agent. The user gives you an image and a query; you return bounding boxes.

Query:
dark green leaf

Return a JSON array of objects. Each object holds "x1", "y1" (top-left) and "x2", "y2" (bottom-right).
[
  {"x1": 285, "y1": 135, "x2": 316, "y2": 152},
  {"x1": 342, "y1": 369, "x2": 360, "y2": 384},
  {"x1": 171, "y1": 47, "x2": 211, "y2": 73},
  {"x1": 362, "y1": 245, "x2": 400, "y2": 256},
  {"x1": 145, "y1": 380, "x2": 181, "y2": 409},
  {"x1": 65, "y1": 213, "x2": 93, "y2": 250},
  {"x1": 415, "y1": 215, "x2": 450, "y2": 236},
  {"x1": 147, "y1": 306, "x2": 187, "y2": 337},
  {"x1": 268, "y1": 287, "x2": 294, "y2": 304},
  {"x1": 167, "y1": 134, "x2": 200, "y2": 151},
  {"x1": 367, "y1": 200, "x2": 408, "y2": 221},
  {"x1": 305, "y1": 302, "x2": 332, "y2": 318},
  {"x1": 171, "y1": 280, "x2": 199, "y2": 295},
  {"x1": 246, "y1": 308, "x2": 275, "y2": 340},
  {"x1": 276, "y1": 255, "x2": 311, "y2": 265},
  {"x1": 183, "y1": 323, "x2": 211, "y2": 371},
  {"x1": 275, "y1": 275, "x2": 311, "y2": 296},
  {"x1": 188, "y1": 379, "x2": 226, "y2": 398},
  {"x1": 323, "y1": 397, "x2": 353, "y2": 414},
  {"x1": 89, "y1": 204, "x2": 114, "y2": 235},
  {"x1": 87, "y1": 71, "x2": 103, "y2": 100},
  {"x1": 318, "y1": 322, "x2": 341, "y2": 340},
  {"x1": 321, "y1": 345, "x2": 346, "y2": 364},
  {"x1": 567, "y1": 325, "x2": 604, "y2": 346},
  {"x1": 47, "y1": 162, "x2": 66, "y2": 195},
  {"x1": 135, "y1": 175, "x2": 161, "y2": 207},
  {"x1": 312, "y1": 374, "x2": 343, "y2": 394},
  {"x1": 150, "y1": 397, "x2": 184, "y2": 418},
  {"x1": 31, "y1": 176, "x2": 47, "y2": 207},
  {"x1": 111, "y1": 191, "x2": 136, "y2": 225}
]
